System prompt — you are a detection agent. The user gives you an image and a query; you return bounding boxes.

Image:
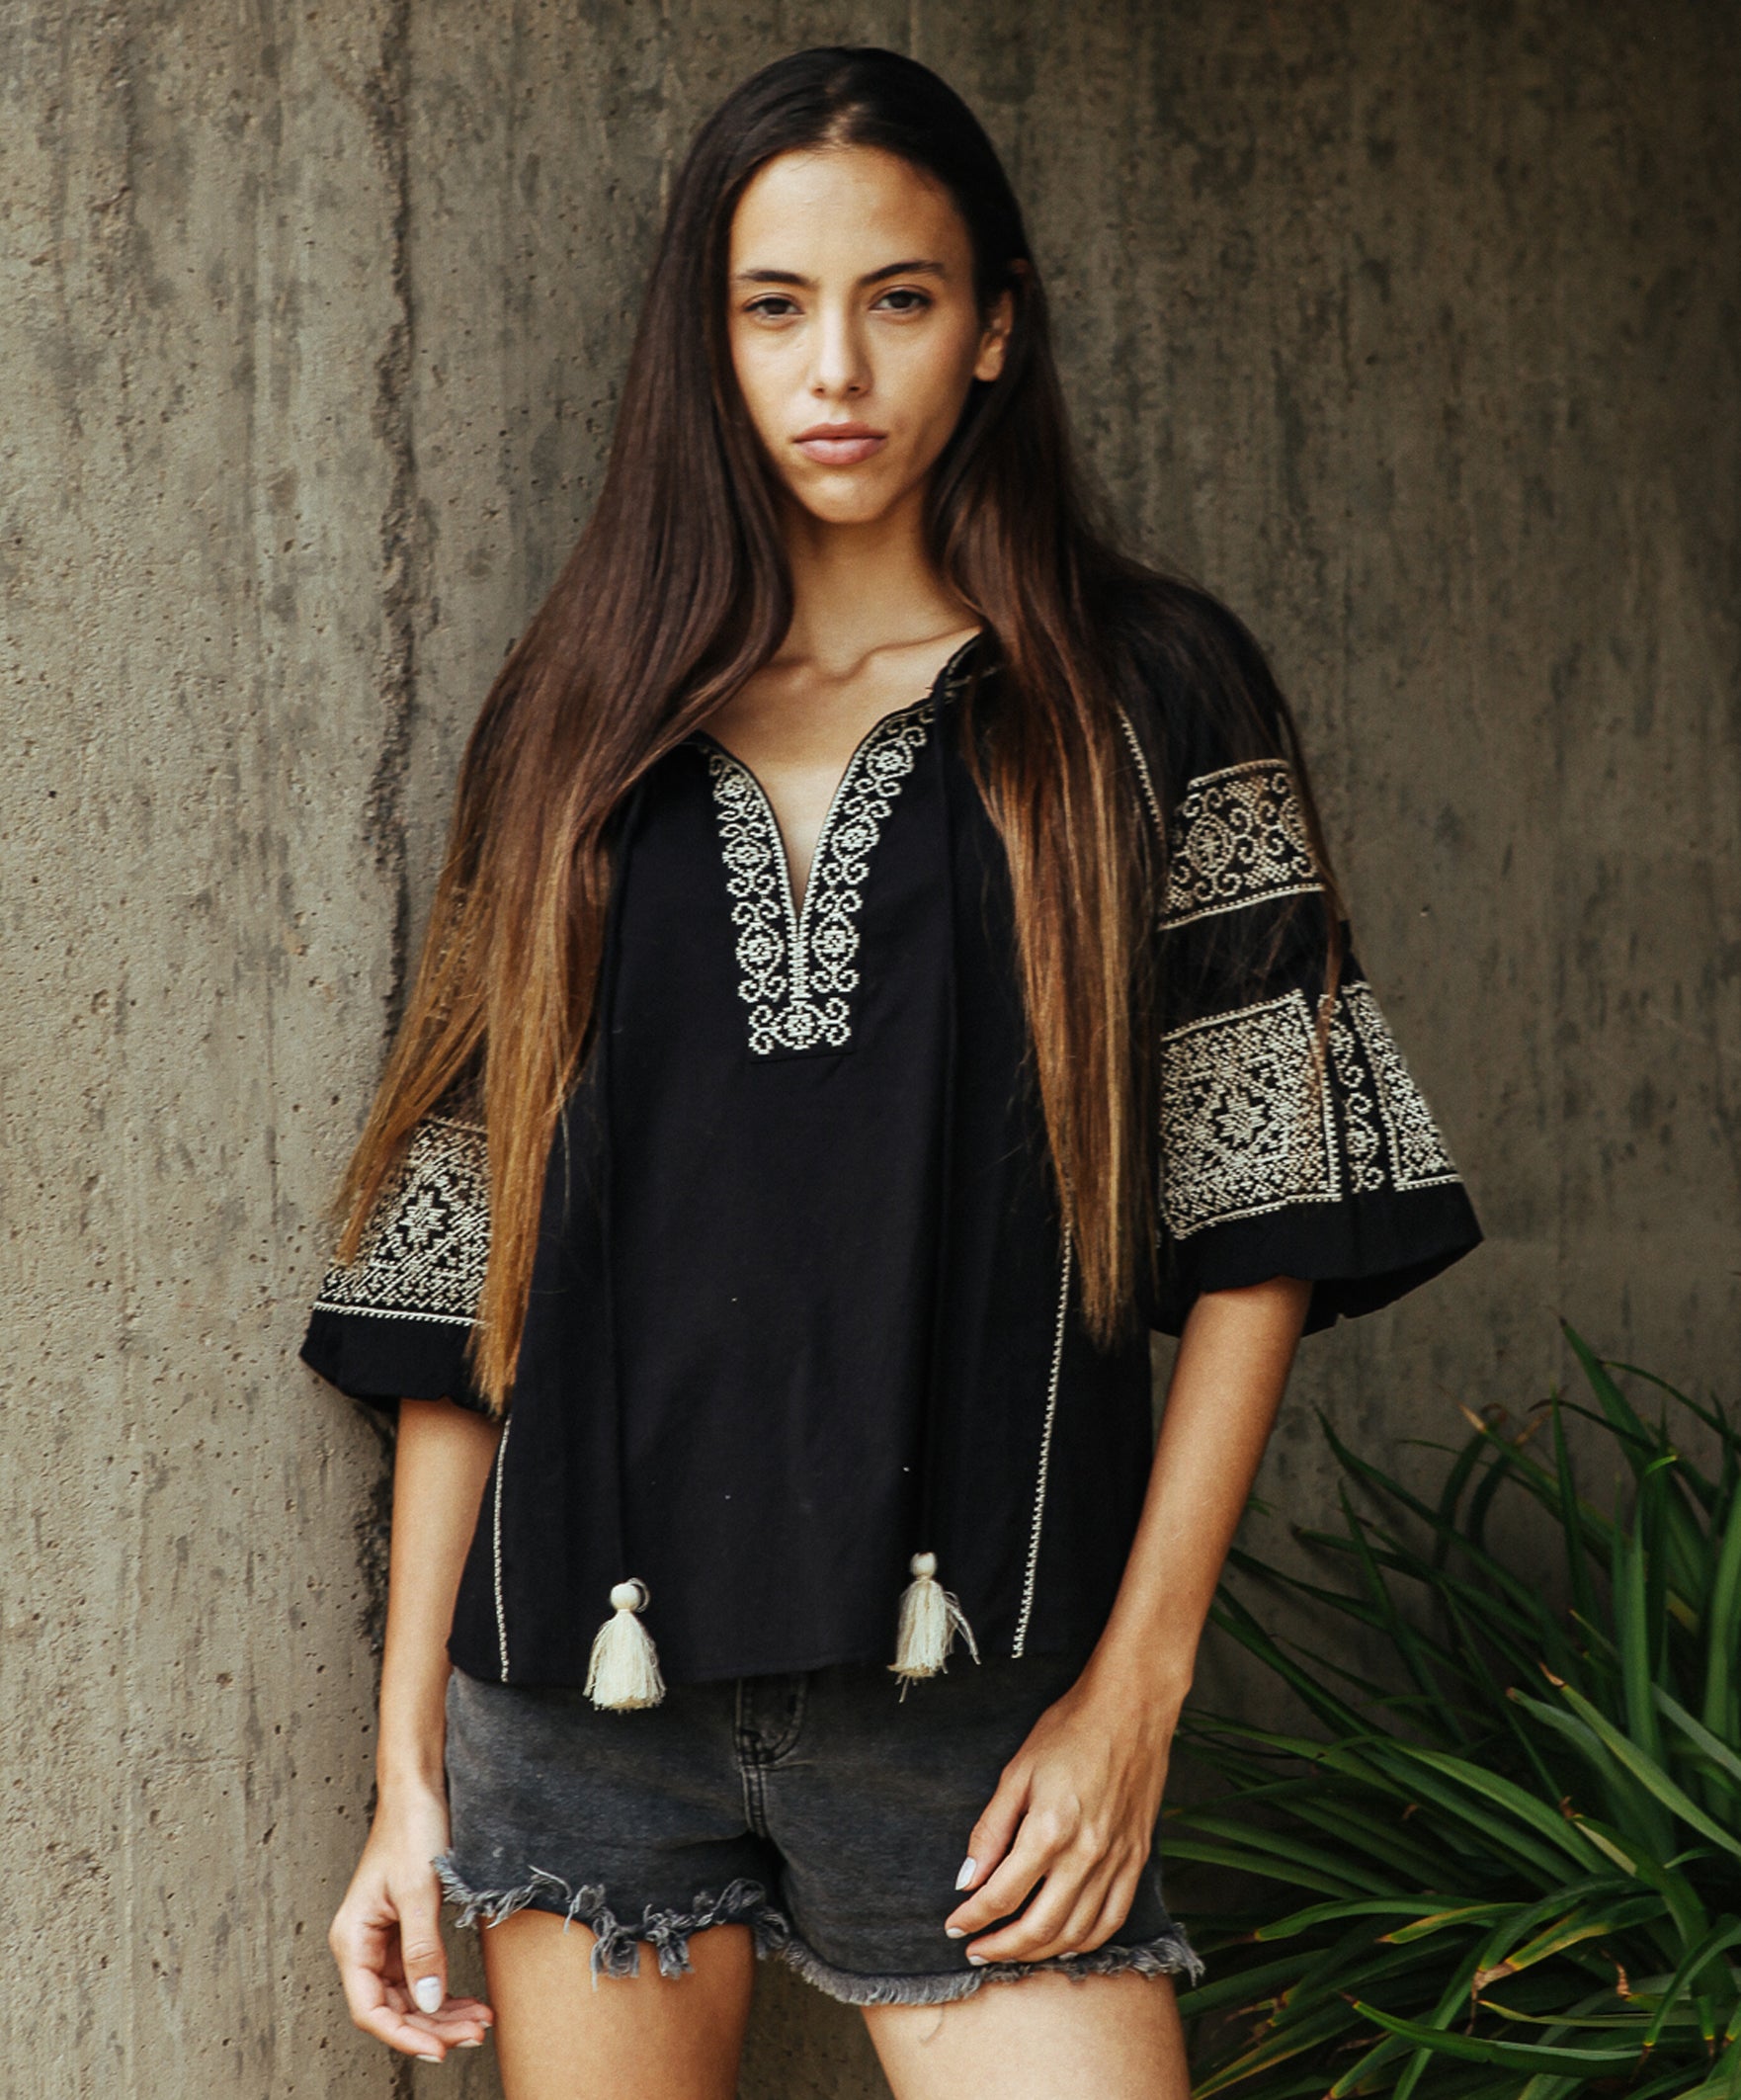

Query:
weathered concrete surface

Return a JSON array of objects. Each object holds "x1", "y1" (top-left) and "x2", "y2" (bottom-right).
[{"x1": 2, "y1": 3, "x2": 1735, "y2": 2094}]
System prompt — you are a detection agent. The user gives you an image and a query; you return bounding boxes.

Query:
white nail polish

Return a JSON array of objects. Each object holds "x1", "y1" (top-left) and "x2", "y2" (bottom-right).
[
  {"x1": 965, "y1": 1953, "x2": 987, "y2": 1967},
  {"x1": 415, "y1": 2053, "x2": 442, "y2": 2063},
  {"x1": 945, "y1": 1926, "x2": 965, "y2": 1939},
  {"x1": 412, "y1": 1976, "x2": 444, "y2": 2014},
  {"x1": 954, "y1": 1856, "x2": 976, "y2": 1890}
]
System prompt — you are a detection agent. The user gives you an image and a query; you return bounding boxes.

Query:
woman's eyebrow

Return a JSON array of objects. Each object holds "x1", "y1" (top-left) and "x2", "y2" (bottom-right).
[{"x1": 730, "y1": 258, "x2": 951, "y2": 287}]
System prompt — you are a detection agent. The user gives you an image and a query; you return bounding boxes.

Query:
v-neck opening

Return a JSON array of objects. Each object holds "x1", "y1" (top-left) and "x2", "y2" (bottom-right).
[{"x1": 691, "y1": 628, "x2": 983, "y2": 916}]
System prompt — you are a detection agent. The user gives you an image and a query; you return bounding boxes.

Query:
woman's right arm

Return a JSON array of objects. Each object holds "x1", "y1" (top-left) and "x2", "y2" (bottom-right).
[{"x1": 328, "y1": 1397, "x2": 501, "y2": 2062}]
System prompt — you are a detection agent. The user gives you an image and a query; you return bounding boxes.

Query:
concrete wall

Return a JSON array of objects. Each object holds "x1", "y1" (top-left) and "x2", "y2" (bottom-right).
[{"x1": 3, "y1": 2, "x2": 1735, "y2": 2092}]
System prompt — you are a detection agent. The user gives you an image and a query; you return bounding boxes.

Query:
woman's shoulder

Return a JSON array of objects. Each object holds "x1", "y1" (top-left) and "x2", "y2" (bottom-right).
[{"x1": 1093, "y1": 570, "x2": 1296, "y2": 797}]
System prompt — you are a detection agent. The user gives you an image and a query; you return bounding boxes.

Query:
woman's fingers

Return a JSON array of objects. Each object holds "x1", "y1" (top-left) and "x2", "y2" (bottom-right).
[
  {"x1": 333, "y1": 1912, "x2": 449, "y2": 2058},
  {"x1": 951, "y1": 1762, "x2": 1030, "y2": 1899},
  {"x1": 392, "y1": 1873, "x2": 450, "y2": 2021},
  {"x1": 1069, "y1": 1865, "x2": 1145, "y2": 1958},
  {"x1": 962, "y1": 1846, "x2": 1109, "y2": 1965},
  {"x1": 944, "y1": 1806, "x2": 1068, "y2": 1940},
  {"x1": 954, "y1": 1840, "x2": 1143, "y2": 1966},
  {"x1": 330, "y1": 1871, "x2": 494, "y2": 2060}
]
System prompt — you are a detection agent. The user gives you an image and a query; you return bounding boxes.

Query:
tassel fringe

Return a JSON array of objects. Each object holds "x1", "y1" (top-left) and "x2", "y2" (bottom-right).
[
  {"x1": 890, "y1": 1551, "x2": 979, "y2": 1697},
  {"x1": 585, "y1": 1578, "x2": 666, "y2": 1710}
]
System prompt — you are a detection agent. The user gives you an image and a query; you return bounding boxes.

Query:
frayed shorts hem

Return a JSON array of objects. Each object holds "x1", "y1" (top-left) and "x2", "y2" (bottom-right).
[
  {"x1": 435, "y1": 1853, "x2": 1203, "y2": 2006},
  {"x1": 777, "y1": 1928, "x2": 1204, "y2": 2006}
]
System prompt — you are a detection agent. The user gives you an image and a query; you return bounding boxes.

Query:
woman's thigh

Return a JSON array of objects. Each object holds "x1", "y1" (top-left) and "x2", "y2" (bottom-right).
[
  {"x1": 481, "y1": 1912, "x2": 757, "y2": 2100},
  {"x1": 862, "y1": 1969, "x2": 1189, "y2": 2100}
]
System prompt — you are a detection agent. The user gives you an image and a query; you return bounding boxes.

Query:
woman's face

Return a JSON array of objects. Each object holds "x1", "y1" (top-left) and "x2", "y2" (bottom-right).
[{"x1": 726, "y1": 145, "x2": 1013, "y2": 530}]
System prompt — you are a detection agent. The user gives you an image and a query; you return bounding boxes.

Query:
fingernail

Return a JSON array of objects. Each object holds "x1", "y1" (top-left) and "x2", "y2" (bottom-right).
[
  {"x1": 458, "y1": 2037, "x2": 485, "y2": 2048},
  {"x1": 945, "y1": 1926, "x2": 965, "y2": 1939},
  {"x1": 954, "y1": 1857, "x2": 976, "y2": 1890},
  {"x1": 412, "y1": 1976, "x2": 444, "y2": 2014},
  {"x1": 966, "y1": 1953, "x2": 987, "y2": 1967},
  {"x1": 416, "y1": 2053, "x2": 443, "y2": 2063}
]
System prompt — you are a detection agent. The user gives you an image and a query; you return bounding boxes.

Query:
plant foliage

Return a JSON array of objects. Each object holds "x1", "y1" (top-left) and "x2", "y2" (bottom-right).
[{"x1": 1171, "y1": 1325, "x2": 1741, "y2": 2098}]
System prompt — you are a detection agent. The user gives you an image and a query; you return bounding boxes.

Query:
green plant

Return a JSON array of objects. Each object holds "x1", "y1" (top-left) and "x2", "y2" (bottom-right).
[{"x1": 1170, "y1": 1325, "x2": 1741, "y2": 2099}]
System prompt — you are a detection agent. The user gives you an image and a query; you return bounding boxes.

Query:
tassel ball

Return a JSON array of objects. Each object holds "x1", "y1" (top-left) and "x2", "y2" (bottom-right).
[
  {"x1": 890, "y1": 1551, "x2": 979, "y2": 1697},
  {"x1": 585, "y1": 1577, "x2": 666, "y2": 1711}
]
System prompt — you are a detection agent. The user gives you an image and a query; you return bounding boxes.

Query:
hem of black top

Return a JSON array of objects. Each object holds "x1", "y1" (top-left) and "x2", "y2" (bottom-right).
[
  {"x1": 1150, "y1": 1179, "x2": 1484, "y2": 1337},
  {"x1": 299, "y1": 1308, "x2": 494, "y2": 1417}
]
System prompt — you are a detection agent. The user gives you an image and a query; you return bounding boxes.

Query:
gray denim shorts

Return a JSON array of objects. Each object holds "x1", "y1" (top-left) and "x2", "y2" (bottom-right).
[{"x1": 435, "y1": 1642, "x2": 1202, "y2": 2007}]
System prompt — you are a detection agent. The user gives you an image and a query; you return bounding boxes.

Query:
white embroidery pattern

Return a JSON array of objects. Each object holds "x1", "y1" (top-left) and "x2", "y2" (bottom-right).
[
  {"x1": 1011, "y1": 1230, "x2": 1074, "y2": 1659},
  {"x1": 1328, "y1": 1004, "x2": 1386, "y2": 1195},
  {"x1": 312, "y1": 1115, "x2": 489, "y2": 1324},
  {"x1": 1344, "y1": 982, "x2": 1460, "y2": 1190},
  {"x1": 705, "y1": 702, "x2": 933, "y2": 1055},
  {"x1": 1164, "y1": 759, "x2": 1322, "y2": 927},
  {"x1": 1158, "y1": 992, "x2": 1340, "y2": 1238},
  {"x1": 1158, "y1": 981, "x2": 1461, "y2": 1237}
]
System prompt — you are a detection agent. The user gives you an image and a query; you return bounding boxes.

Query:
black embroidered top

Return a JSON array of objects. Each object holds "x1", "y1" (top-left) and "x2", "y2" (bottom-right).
[{"x1": 301, "y1": 623, "x2": 1482, "y2": 1689}]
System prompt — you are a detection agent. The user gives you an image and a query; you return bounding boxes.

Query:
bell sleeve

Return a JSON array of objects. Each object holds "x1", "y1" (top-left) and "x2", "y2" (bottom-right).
[
  {"x1": 1147, "y1": 721, "x2": 1483, "y2": 1337},
  {"x1": 298, "y1": 1107, "x2": 494, "y2": 1417}
]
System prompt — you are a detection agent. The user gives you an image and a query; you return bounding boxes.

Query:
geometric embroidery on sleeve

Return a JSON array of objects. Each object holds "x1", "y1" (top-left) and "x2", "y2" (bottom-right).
[
  {"x1": 1157, "y1": 980, "x2": 1464, "y2": 1239},
  {"x1": 1163, "y1": 759, "x2": 1323, "y2": 928},
  {"x1": 1158, "y1": 990, "x2": 1341, "y2": 1238},
  {"x1": 312, "y1": 1113, "x2": 489, "y2": 1325},
  {"x1": 1343, "y1": 981, "x2": 1460, "y2": 1190}
]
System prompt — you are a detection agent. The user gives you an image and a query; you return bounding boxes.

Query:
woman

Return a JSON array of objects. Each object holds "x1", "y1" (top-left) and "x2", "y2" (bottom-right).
[{"x1": 304, "y1": 45, "x2": 1480, "y2": 2099}]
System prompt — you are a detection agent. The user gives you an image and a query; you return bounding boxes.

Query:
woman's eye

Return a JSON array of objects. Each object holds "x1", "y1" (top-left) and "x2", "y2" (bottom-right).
[
  {"x1": 746, "y1": 295, "x2": 800, "y2": 319},
  {"x1": 875, "y1": 288, "x2": 932, "y2": 314}
]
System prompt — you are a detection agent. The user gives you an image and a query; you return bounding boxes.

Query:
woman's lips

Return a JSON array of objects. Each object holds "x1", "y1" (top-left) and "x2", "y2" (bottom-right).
[{"x1": 794, "y1": 429, "x2": 887, "y2": 466}]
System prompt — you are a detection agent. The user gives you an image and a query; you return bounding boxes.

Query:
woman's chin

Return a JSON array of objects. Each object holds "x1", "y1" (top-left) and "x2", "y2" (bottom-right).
[{"x1": 774, "y1": 457, "x2": 929, "y2": 532}]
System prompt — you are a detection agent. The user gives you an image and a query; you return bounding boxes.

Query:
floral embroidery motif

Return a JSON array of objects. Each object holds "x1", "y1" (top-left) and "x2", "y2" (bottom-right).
[
  {"x1": 313, "y1": 1114, "x2": 489, "y2": 1324},
  {"x1": 1158, "y1": 981, "x2": 1461, "y2": 1238},
  {"x1": 705, "y1": 702, "x2": 933, "y2": 1055},
  {"x1": 1344, "y1": 981, "x2": 1460, "y2": 1190},
  {"x1": 1163, "y1": 759, "x2": 1322, "y2": 927},
  {"x1": 1159, "y1": 992, "x2": 1340, "y2": 1238}
]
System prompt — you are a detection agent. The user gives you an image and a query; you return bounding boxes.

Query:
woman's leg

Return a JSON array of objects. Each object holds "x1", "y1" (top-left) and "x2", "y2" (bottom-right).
[
  {"x1": 862, "y1": 1970, "x2": 1190, "y2": 2100},
  {"x1": 480, "y1": 1914, "x2": 758, "y2": 2100}
]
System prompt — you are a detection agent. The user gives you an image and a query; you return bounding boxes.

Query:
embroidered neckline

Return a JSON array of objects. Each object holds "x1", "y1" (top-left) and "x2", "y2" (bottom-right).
[
  {"x1": 699, "y1": 698, "x2": 935, "y2": 1054},
  {"x1": 691, "y1": 634, "x2": 983, "y2": 1055}
]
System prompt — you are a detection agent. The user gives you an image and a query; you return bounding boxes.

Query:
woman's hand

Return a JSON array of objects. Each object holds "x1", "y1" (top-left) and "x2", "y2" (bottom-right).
[
  {"x1": 942, "y1": 1666, "x2": 1176, "y2": 1965},
  {"x1": 329, "y1": 1780, "x2": 494, "y2": 2062},
  {"x1": 945, "y1": 1277, "x2": 1312, "y2": 1967}
]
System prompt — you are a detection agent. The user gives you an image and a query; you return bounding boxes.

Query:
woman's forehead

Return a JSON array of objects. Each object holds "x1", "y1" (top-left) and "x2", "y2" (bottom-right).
[{"x1": 728, "y1": 146, "x2": 968, "y2": 273}]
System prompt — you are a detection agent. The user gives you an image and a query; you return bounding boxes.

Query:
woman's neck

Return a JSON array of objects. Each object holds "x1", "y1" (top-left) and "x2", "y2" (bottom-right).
[{"x1": 776, "y1": 480, "x2": 974, "y2": 675}]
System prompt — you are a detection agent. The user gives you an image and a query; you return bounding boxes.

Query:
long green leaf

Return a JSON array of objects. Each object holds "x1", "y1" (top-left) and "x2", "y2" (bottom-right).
[
  {"x1": 1644, "y1": 1917, "x2": 1741, "y2": 2046},
  {"x1": 1659, "y1": 1685, "x2": 1741, "y2": 1796},
  {"x1": 1353, "y1": 2001, "x2": 1642, "y2": 2072},
  {"x1": 1555, "y1": 1679, "x2": 1741, "y2": 1864},
  {"x1": 1704, "y1": 1479, "x2": 1741, "y2": 1750}
]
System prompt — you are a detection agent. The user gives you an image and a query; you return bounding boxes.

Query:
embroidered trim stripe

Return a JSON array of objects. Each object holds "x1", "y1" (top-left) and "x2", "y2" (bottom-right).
[
  {"x1": 1011, "y1": 1230, "x2": 1074, "y2": 1658},
  {"x1": 704, "y1": 700, "x2": 933, "y2": 1055},
  {"x1": 1344, "y1": 981, "x2": 1460, "y2": 1190},
  {"x1": 1163, "y1": 758, "x2": 1323, "y2": 928},
  {"x1": 493, "y1": 1416, "x2": 512, "y2": 1681},
  {"x1": 312, "y1": 1114, "x2": 489, "y2": 1325},
  {"x1": 1116, "y1": 706, "x2": 1168, "y2": 854}
]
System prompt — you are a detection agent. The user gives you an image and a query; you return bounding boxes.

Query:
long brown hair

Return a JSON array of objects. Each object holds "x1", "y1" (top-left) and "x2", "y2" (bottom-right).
[{"x1": 333, "y1": 46, "x2": 1342, "y2": 1408}]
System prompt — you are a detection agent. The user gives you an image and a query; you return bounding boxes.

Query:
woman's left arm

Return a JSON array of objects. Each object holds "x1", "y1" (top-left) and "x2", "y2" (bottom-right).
[{"x1": 943, "y1": 1273, "x2": 1312, "y2": 1963}]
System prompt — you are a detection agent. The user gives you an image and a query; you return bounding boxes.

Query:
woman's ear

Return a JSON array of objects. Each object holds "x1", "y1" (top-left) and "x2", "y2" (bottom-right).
[{"x1": 974, "y1": 283, "x2": 1018, "y2": 383}]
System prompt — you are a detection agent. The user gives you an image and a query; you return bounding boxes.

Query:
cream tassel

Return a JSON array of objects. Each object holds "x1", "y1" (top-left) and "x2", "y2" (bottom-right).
[
  {"x1": 889, "y1": 1552, "x2": 979, "y2": 1697},
  {"x1": 584, "y1": 1579, "x2": 666, "y2": 1711}
]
